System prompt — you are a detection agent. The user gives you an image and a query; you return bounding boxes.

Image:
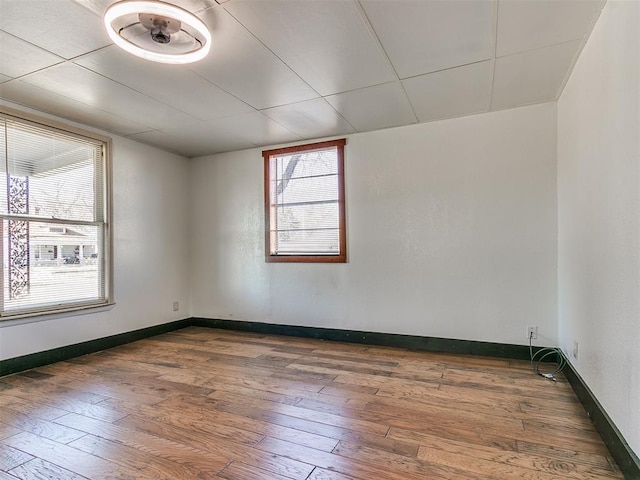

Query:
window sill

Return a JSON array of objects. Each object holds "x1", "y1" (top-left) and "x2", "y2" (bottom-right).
[
  {"x1": 0, "y1": 302, "x2": 116, "y2": 328},
  {"x1": 266, "y1": 254, "x2": 347, "y2": 263}
]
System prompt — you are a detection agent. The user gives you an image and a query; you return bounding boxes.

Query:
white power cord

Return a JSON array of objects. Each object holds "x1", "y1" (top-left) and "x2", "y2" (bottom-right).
[{"x1": 529, "y1": 331, "x2": 566, "y2": 381}]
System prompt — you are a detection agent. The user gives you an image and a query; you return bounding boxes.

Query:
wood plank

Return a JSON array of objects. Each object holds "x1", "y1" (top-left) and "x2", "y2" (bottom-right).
[
  {"x1": 363, "y1": 398, "x2": 527, "y2": 437},
  {"x1": 0, "y1": 394, "x2": 69, "y2": 421},
  {"x1": 8, "y1": 458, "x2": 89, "y2": 480},
  {"x1": 115, "y1": 409, "x2": 266, "y2": 448},
  {"x1": 516, "y1": 440, "x2": 617, "y2": 471},
  {"x1": 206, "y1": 381, "x2": 303, "y2": 406},
  {"x1": 68, "y1": 433, "x2": 224, "y2": 480},
  {"x1": 216, "y1": 461, "x2": 291, "y2": 480},
  {"x1": 0, "y1": 421, "x2": 22, "y2": 441},
  {"x1": 134, "y1": 395, "x2": 339, "y2": 452},
  {"x1": 441, "y1": 367, "x2": 578, "y2": 400},
  {"x1": 391, "y1": 425, "x2": 620, "y2": 480},
  {"x1": 0, "y1": 408, "x2": 85, "y2": 444},
  {"x1": 55, "y1": 413, "x2": 230, "y2": 474},
  {"x1": 255, "y1": 436, "x2": 467, "y2": 480},
  {"x1": 2, "y1": 391, "x2": 128, "y2": 423},
  {"x1": 0, "y1": 443, "x2": 34, "y2": 471},
  {"x1": 111, "y1": 414, "x2": 314, "y2": 479},
  {"x1": 2, "y1": 432, "x2": 142, "y2": 480},
  {"x1": 306, "y1": 467, "x2": 359, "y2": 480},
  {"x1": 417, "y1": 443, "x2": 622, "y2": 480},
  {"x1": 389, "y1": 424, "x2": 519, "y2": 453}
]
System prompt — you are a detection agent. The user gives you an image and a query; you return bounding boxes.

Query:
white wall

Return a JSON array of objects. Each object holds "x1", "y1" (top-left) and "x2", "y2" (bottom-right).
[
  {"x1": 190, "y1": 102, "x2": 558, "y2": 346},
  {"x1": 0, "y1": 105, "x2": 191, "y2": 360},
  {"x1": 557, "y1": 0, "x2": 640, "y2": 456}
]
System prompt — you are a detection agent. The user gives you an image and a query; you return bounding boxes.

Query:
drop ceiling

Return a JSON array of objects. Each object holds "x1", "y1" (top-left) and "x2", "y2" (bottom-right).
[{"x1": 0, "y1": 0, "x2": 604, "y2": 158}]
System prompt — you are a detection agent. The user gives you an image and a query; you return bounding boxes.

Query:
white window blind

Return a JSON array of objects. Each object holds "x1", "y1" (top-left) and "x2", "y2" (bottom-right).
[
  {"x1": 0, "y1": 111, "x2": 111, "y2": 317},
  {"x1": 264, "y1": 139, "x2": 346, "y2": 263}
]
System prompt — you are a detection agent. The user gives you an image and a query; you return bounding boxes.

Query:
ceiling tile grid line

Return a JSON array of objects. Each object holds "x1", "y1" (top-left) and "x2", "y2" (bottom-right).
[
  {"x1": 217, "y1": 2, "x2": 360, "y2": 134},
  {"x1": 219, "y1": 4, "x2": 324, "y2": 99},
  {"x1": 0, "y1": 0, "x2": 609, "y2": 158},
  {"x1": 353, "y1": 0, "x2": 403, "y2": 82},
  {"x1": 0, "y1": 80, "x2": 154, "y2": 137},
  {"x1": 222, "y1": 0, "x2": 397, "y2": 95},
  {"x1": 71, "y1": 50, "x2": 257, "y2": 123},
  {"x1": 353, "y1": 0, "x2": 419, "y2": 125},
  {"x1": 186, "y1": 5, "x2": 321, "y2": 111},
  {"x1": 212, "y1": 2, "x2": 358, "y2": 139},
  {"x1": 0, "y1": 29, "x2": 67, "y2": 79},
  {"x1": 16, "y1": 62, "x2": 203, "y2": 131}
]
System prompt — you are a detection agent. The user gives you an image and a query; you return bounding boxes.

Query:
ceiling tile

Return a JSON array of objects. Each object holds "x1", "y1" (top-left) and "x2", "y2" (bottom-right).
[
  {"x1": 128, "y1": 128, "x2": 252, "y2": 158},
  {"x1": 361, "y1": 0, "x2": 495, "y2": 79},
  {"x1": 402, "y1": 61, "x2": 493, "y2": 123},
  {"x1": 0, "y1": 31, "x2": 64, "y2": 78},
  {"x1": 75, "y1": 46, "x2": 254, "y2": 121},
  {"x1": 0, "y1": 80, "x2": 150, "y2": 136},
  {"x1": 326, "y1": 82, "x2": 416, "y2": 132},
  {"x1": 224, "y1": 0, "x2": 396, "y2": 95},
  {"x1": 0, "y1": 0, "x2": 110, "y2": 59},
  {"x1": 189, "y1": 7, "x2": 319, "y2": 110},
  {"x1": 0, "y1": 74, "x2": 12, "y2": 84},
  {"x1": 20, "y1": 63, "x2": 200, "y2": 131},
  {"x1": 496, "y1": 0, "x2": 604, "y2": 57},
  {"x1": 492, "y1": 40, "x2": 580, "y2": 109},
  {"x1": 262, "y1": 98, "x2": 356, "y2": 139},
  {"x1": 131, "y1": 111, "x2": 303, "y2": 157},
  {"x1": 208, "y1": 111, "x2": 302, "y2": 147}
]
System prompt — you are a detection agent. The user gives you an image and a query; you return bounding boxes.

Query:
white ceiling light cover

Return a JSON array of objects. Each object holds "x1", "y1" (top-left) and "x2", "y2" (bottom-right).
[{"x1": 104, "y1": 0, "x2": 211, "y2": 64}]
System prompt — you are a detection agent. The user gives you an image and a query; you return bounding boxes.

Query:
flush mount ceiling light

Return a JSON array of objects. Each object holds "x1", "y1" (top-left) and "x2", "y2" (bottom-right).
[{"x1": 104, "y1": 0, "x2": 211, "y2": 64}]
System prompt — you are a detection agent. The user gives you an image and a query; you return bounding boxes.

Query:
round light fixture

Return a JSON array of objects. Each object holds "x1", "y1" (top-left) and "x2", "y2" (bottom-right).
[{"x1": 104, "y1": 0, "x2": 211, "y2": 64}]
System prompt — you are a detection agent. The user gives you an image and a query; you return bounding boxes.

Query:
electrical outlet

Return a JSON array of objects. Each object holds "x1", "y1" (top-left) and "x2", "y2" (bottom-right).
[
  {"x1": 172, "y1": 301, "x2": 179, "y2": 312},
  {"x1": 527, "y1": 326, "x2": 538, "y2": 340},
  {"x1": 572, "y1": 341, "x2": 579, "y2": 360}
]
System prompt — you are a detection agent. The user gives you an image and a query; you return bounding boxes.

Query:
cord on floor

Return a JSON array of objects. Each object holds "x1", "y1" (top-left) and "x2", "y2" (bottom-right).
[{"x1": 529, "y1": 331, "x2": 566, "y2": 381}]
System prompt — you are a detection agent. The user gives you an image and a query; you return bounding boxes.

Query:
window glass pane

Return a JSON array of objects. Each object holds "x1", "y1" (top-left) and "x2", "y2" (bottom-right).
[
  {"x1": 3, "y1": 121, "x2": 100, "y2": 221},
  {"x1": 2, "y1": 220, "x2": 104, "y2": 312},
  {"x1": 28, "y1": 161, "x2": 97, "y2": 222},
  {"x1": 273, "y1": 149, "x2": 338, "y2": 181},
  {"x1": 274, "y1": 203, "x2": 340, "y2": 232},
  {"x1": 276, "y1": 174, "x2": 338, "y2": 206},
  {"x1": 275, "y1": 228, "x2": 340, "y2": 255}
]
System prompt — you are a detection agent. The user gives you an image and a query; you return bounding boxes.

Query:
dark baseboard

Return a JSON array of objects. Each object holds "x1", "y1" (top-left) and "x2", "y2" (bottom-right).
[
  {"x1": 0, "y1": 318, "x2": 191, "y2": 377},
  {"x1": 561, "y1": 354, "x2": 640, "y2": 480},
  {"x1": 190, "y1": 317, "x2": 541, "y2": 361},
  {"x1": 1, "y1": 316, "x2": 545, "y2": 376}
]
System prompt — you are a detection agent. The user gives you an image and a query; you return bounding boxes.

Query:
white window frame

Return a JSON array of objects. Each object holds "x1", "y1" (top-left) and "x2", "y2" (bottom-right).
[{"x1": 0, "y1": 106, "x2": 113, "y2": 320}]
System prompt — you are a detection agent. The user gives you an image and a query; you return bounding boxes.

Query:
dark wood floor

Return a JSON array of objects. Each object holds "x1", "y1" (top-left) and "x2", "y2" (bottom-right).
[{"x1": 0, "y1": 326, "x2": 623, "y2": 479}]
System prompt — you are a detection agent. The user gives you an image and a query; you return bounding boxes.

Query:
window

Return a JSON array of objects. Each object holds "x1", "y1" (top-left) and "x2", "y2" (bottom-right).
[
  {"x1": 0, "y1": 107, "x2": 112, "y2": 318},
  {"x1": 263, "y1": 139, "x2": 346, "y2": 263}
]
